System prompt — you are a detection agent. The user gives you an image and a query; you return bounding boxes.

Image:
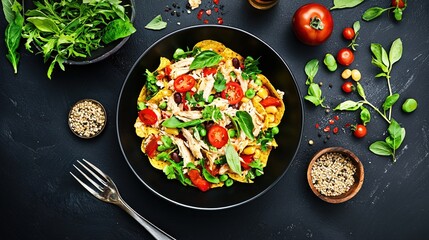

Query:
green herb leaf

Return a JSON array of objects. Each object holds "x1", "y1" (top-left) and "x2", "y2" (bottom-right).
[
  {"x1": 389, "y1": 38, "x2": 403, "y2": 67},
  {"x1": 393, "y1": 7, "x2": 403, "y2": 21},
  {"x1": 304, "y1": 59, "x2": 319, "y2": 85},
  {"x1": 2, "y1": 0, "x2": 15, "y2": 23},
  {"x1": 145, "y1": 15, "x2": 167, "y2": 30},
  {"x1": 331, "y1": 0, "x2": 364, "y2": 10},
  {"x1": 362, "y1": 7, "x2": 387, "y2": 21},
  {"x1": 190, "y1": 50, "x2": 222, "y2": 70},
  {"x1": 225, "y1": 143, "x2": 241, "y2": 174},
  {"x1": 162, "y1": 116, "x2": 202, "y2": 128},
  {"x1": 387, "y1": 119, "x2": 406, "y2": 150},
  {"x1": 360, "y1": 107, "x2": 371, "y2": 126},
  {"x1": 202, "y1": 168, "x2": 220, "y2": 184},
  {"x1": 4, "y1": 0, "x2": 23, "y2": 74},
  {"x1": 242, "y1": 56, "x2": 261, "y2": 80},
  {"x1": 353, "y1": 21, "x2": 361, "y2": 33},
  {"x1": 26, "y1": 16, "x2": 60, "y2": 33},
  {"x1": 202, "y1": 106, "x2": 222, "y2": 122},
  {"x1": 323, "y1": 53, "x2": 337, "y2": 72},
  {"x1": 369, "y1": 141, "x2": 393, "y2": 156},
  {"x1": 236, "y1": 111, "x2": 255, "y2": 140},
  {"x1": 334, "y1": 100, "x2": 363, "y2": 111},
  {"x1": 305, "y1": 83, "x2": 324, "y2": 107},
  {"x1": 356, "y1": 82, "x2": 366, "y2": 99},
  {"x1": 145, "y1": 69, "x2": 159, "y2": 99},
  {"x1": 102, "y1": 18, "x2": 136, "y2": 44},
  {"x1": 214, "y1": 71, "x2": 226, "y2": 92},
  {"x1": 382, "y1": 93, "x2": 400, "y2": 111}
]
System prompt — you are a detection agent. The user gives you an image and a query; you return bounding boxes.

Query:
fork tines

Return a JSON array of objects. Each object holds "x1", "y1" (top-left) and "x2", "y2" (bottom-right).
[{"x1": 70, "y1": 159, "x2": 109, "y2": 198}]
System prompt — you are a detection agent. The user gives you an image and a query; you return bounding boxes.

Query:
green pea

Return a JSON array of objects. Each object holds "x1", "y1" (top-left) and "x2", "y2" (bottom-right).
[
  {"x1": 199, "y1": 128, "x2": 207, "y2": 137},
  {"x1": 159, "y1": 101, "x2": 167, "y2": 110},
  {"x1": 323, "y1": 53, "x2": 337, "y2": 72},
  {"x1": 225, "y1": 178, "x2": 234, "y2": 187},
  {"x1": 254, "y1": 79, "x2": 262, "y2": 86},
  {"x1": 245, "y1": 89, "x2": 256, "y2": 99},
  {"x1": 402, "y1": 98, "x2": 418, "y2": 113},
  {"x1": 219, "y1": 174, "x2": 228, "y2": 182},
  {"x1": 228, "y1": 129, "x2": 236, "y2": 138},
  {"x1": 271, "y1": 126, "x2": 279, "y2": 135},
  {"x1": 207, "y1": 95, "x2": 214, "y2": 103}
]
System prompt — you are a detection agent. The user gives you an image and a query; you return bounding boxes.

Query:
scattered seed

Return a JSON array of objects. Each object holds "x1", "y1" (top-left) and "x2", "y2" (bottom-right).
[
  {"x1": 309, "y1": 140, "x2": 314, "y2": 145},
  {"x1": 68, "y1": 99, "x2": 106, "y2": 138}
]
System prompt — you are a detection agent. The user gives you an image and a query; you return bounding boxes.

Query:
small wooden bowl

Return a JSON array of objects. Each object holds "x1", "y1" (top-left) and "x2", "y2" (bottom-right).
[{"x1": 307, "y1": 147, "x2": 364, "y2": 204}]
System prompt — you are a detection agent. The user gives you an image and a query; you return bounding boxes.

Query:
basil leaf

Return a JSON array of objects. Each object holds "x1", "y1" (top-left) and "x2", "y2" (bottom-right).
[
  {"x1": 389, "y1": 38, "x2": 403, "y2": 66},
  {"x1": 308, "y1": 83, "x2": 322, "y2": 99},
  {"x1": 381, "y1": 46, "x2": 390, "y2": 70},
  {"x1": 369, "y1": 141, "x2": 393, "y2": 156},
  {"x1": 331, "y1": 0, "x2": 364, "y2": 10},
  {"x1": 393, "y1": 7, "x2": 403, "y2": 21},
  {"x1": 102, "y1": 19, "x2": 136, "y2": 44},
  {"x1": 202, "y1": 168, "x2": 220, "y2": 184},
  {"x1": 353, "y1": 21, "x2": 360, "y2": 33},
  {"x1": 26, "y1": 16, "x2": 60, "y2": 33},
  {"x1": 334, "y1": 100, "x2": 363, "y2": 111},
  {"x1": 162, "y1": 116, "x2": 202, "y2": 128},
  {"x1": 304, "y1": 95, "x2": 322, "y2": 106},
  {"x1": 236, "y1": 111, "x2": 255, "y2": 140},
  {"x1": 387, "y1": 119, "x2": 406, "y2": 150},
  {"x1": 190, "y1": 50, "x2": 222, "y2": 70},
  {"x1": 362, "y1": 7, "x2": 387, "y2": 21},
  {"x1": 4, "y1": 0, "x2": 23, "y2": 74},
  {"x1": 2, "y1": 0, "x2": 15, "y2": 23},
  {"x1": 375, "y1": 72, "x2": 387, "y2": 78},
  {"x1": 242, "y1": 56, "x2": 261, "y2": 80},
  {"x1": 304, "y1": 59, "x2": 319, "y2": 85},
  {"x1": 356, "y1": 82, "x2": 366, "y2": 99},
  {"x1": 382, "y1": 93, "x2": 400, "y2": 111},
  {"x1": 225, "y1": 143, "x2": 241, "y2": 174},
  {"x1": 371, "y1": 44, "x2": 389, "y2": 72},
  {"x1": 323, "y1": 53, "x2": 337, "y2": 72},
  {"x1": 145, "y1": 15, "x2": 167, "y2": 30},
  {"x1": 360, "y1": 107, "x2": 371, "y2": 126}
]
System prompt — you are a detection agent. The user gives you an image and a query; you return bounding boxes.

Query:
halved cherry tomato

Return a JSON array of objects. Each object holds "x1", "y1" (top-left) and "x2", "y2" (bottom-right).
[
  {"x1": 292, "y1": 3, "x2": 334, "y2": 46},
  {"x1": 240, "y1": 154, "x2": 254, "y2": 170},
  {"x1": 145, "y1": 136, "x2": 159, "y2": 158},
  {"x1": 164, "y1": 65, "x2": 172, "y2": 76},
  {"x1": 221, "y1": 82, "x2": 244, "y2": 105},
  {"x1": 337, "y1": 48, "x2": 354, "y2": 66},
  {"x1": 342, "y1": 27, "x2": 355, "y2": 40},
  {"x1": 188, "y1": 169, "x2": 210, "y2": 192},
  {"x1": 207, "y1": 124, "x2": 228, "y2": 148},
  {"x1": 138, "y1": 108, "x2": 158, "y2": 125},
  {"x1": 353, "y1": 124, "x2": 367, "y2": 138},
  {"x1": 203, "y1": 67, "x2": 217, "y2": 76},
  {"x1": 260, "y1": 96, "x2": 281, "y2": 107},
  {"x1": 174, "y1": 74, "x2": 196, "y2": 93}
]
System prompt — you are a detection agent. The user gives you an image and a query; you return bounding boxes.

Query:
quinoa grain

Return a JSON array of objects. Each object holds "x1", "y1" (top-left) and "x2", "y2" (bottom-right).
[{"x1": 68, "y1": 99, "x2": 106, "y2": 138}]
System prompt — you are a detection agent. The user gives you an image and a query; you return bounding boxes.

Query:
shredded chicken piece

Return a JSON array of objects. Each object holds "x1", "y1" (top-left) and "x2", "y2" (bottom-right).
[
  {"x1": 203, "y1": 149, "x2": 219, "y2": 170},
  {"x1": 209, "y1": 98, "x2": 230, "y2": 111},
  {"x1": 172, "y1": 137, "x2": 194, "y2": 168},
  {"x1": 197, "y1": 75, "x2": 215, "y2": 101},
  {"x1": 234, "y1": 69, "x2": 248, "y2": 93},
  {"x1": 277, "y1": 89, "x2": 285, "y2": 99},
  {"x1": 166, "y1": 95, "x2": 202, "y2": 122},
  {"x1": 218, "y1": 164, "x2": 230, "y2": 175},
  {"x1": 169, "y1": 57, "x2": 194, "y2": 79},
  {"x1": 181, "y1": 128, "x2": 203, "y2": 159}
]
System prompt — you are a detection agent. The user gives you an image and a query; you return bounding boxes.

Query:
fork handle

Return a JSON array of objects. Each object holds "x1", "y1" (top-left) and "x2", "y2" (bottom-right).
[{"x1": 117, "y1": 198, "x2": 176, "y2": 240}]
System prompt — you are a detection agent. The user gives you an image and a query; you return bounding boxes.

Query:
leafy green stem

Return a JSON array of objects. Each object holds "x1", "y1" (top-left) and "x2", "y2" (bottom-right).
[{"x1": 362, "y1": 100, "x2": 391, "y2": 124}]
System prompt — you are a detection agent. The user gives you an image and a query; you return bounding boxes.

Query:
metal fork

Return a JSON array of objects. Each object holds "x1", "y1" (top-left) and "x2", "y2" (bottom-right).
[{"x1": 70, "y1": 159, "x2": 175, "y2": 240}]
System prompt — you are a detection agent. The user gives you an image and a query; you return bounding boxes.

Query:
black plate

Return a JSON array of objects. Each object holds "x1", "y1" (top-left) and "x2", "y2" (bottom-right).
[{"x1": 116, "y1": 25, "x2": 303, "y2": 210}]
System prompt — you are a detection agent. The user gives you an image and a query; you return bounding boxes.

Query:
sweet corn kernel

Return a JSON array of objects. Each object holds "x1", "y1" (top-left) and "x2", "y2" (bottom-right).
[
  {"x1": 265, "y1": 106, "x2": 278, "y2": 114},
  {"x1": 243, "y1": 146, "x2": 256, "y2": 155},
  {"x1": 341, "y1": 69, "x2": 352, "y2": 79},
  {"x1": 351, "y1": 69, "x2": 361, "y2": 81},
  {"x1": 241, "y1": 97, "x2": 250, "y2": 103},
  {"x1": 254, "y1": 149, "x2": 261, "y2": 159},
  {"x1": 165, "y1": 128, "x2": 179, "y2": 135},
  {"x1": 257, "y1": 88, "x2": 268, "y2": 99},
  {"x1": 267, "y1": 114, "x2": 275, "y2": 123},
  {"x1": 253, "y1": 96, "x2": 262, "y2": 103}
]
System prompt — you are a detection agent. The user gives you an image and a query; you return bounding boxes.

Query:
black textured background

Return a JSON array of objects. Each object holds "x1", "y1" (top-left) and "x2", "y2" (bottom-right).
[{"x1": 1, "y1": 0, "x2": 428, "y2": 239}]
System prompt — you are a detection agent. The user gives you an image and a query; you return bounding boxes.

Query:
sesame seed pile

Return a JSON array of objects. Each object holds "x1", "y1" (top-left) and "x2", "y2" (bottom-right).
[
  {"x1": 69, "y1": 100, "x2": 106, "y2": 138},
  {"x1": 311, "y1": 152, "x2": 356, "y2": 197}
]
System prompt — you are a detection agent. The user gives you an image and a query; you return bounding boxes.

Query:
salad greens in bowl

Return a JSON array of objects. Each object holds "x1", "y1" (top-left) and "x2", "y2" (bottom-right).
[{"x1": 117, "y1": 25, "x2": 303, "y2": 210}]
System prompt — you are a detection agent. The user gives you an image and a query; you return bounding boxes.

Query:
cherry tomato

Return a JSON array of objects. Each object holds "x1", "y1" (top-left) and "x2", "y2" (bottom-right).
[
  {"x1": 138, "y1": 108, "x2": 158, "y2": 125},
  {"x1": 260, "y1": 96, "x2": 282, "y2": 107},
  {"x1": 221, "y1": 82, "x2": 244, "y2": 105},
  {"x1": 342, "y1": 27, "x2": 355, "y2": 40},
  {"x1": 164, "y1": 65, "x2": 172, "y2": 76},
  {"x1": 341, "y1": 82, "x2": 354, "y2": 93},
  {"x1": 174, "y1": 74, "x2": 196, "y2": 93},
  {"x1": 337, "y1": 48, "x2": 354, "y2": 66},
  {"x1": 188, "y1": 169, "x2": 210, "y2": 192},
  {"x1": 391, "y1": 0, "x2": 405, "y2": 8},
  {"x1": 145, "y1": 136, "x2": 159, "y2": 158},
  {"x1": 207, "y1": 124, "x2": 228, "y2": 148},
  {"x1": 203, "y1": 67, "x2": 217, "y2": 76},
  {"x1": 353, "y1": 124, "x2": 367, "y2": 138},
  {"x1": 292, "y1": 3, "x2": 334, "y2": 46},
  {"x1": 240, "y1": 154, "x2": 254, "y2": 170}
]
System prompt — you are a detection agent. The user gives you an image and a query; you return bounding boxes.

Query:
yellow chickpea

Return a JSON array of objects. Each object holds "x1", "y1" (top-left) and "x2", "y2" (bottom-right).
[
  {"x1": 243, "y1": 146, "x2": 256, "y2": 155},
  {"x1": 265, "y1": 106, "x2": 278, "y2": 114}
]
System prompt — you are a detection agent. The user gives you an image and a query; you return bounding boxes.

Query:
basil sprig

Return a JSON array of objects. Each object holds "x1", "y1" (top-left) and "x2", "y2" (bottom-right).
[
  {"x1": 369, "y1": 120, "x2": 406, "y2": 162},
  {"x1": 190, "y1": 50, "x2": 222, "y2": 70},
  {"x1": 362, "y1": 0, "x2": 407, "y2": 22},
  {"x1": 303, "y1": 59, "x2": 327, "y2": 108}
]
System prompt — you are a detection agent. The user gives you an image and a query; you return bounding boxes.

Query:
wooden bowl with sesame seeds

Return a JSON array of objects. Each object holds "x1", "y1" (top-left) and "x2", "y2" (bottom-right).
[{"x1": 307, "y1": 147, "x2": 364, "y2": 204}]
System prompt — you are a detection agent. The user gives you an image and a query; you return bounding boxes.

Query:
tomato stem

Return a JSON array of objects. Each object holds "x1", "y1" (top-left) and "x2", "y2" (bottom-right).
[{"x1": 310, "y1": 17, "x2": 324, "y2": 30}]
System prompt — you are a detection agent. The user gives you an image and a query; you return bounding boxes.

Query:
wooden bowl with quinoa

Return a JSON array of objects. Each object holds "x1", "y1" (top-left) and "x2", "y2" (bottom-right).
[{"x1": 307, "y1": 147, "x2": 364, "y2": 204}]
